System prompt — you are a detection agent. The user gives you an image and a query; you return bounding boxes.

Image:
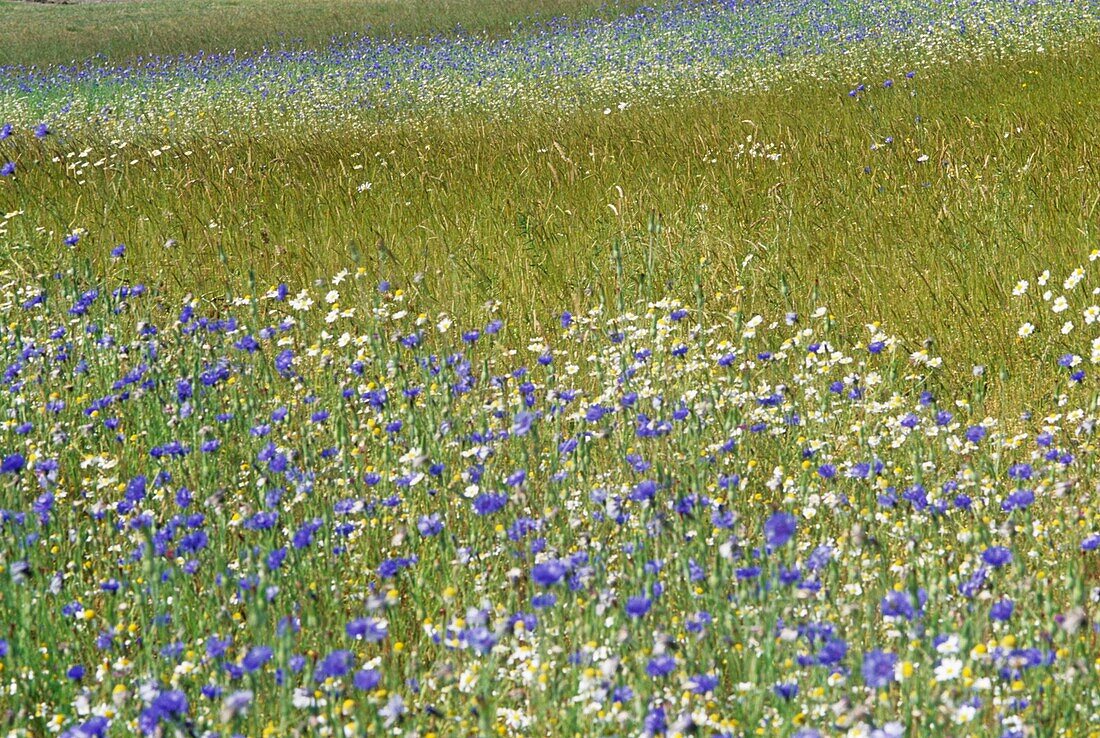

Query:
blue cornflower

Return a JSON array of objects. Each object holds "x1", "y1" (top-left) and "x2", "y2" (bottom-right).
[
  {"x1": 990, "y1": 599, "x2": 1014, "y2": 622},
  {"x1": 511, "y1": 411, "x2": 535, "y2": 436},
  {"x1": 982, "y1": 546, "x2": 1013, "y2": 568},
  {"x1": 142, "y1": 690, "x2": 189, "y2": 731},
  {"x1": 881, "y1": 590, "x2": 921, "y2": 621},
  {"x1": 645, "y1": 654, "x2": 675, "y2": 678},
  {"x1": 861, "y1": 649, "x2": 897, "y2": 688},
  {"x1": 1, "y1": 454, "x2": 26, "y2": 474},
  {"x1": 416, "y1": 513, "x2": 443, "y2": 536},
  {"x1": 531, "y1": 560, "x2": 568, "y2": 587},
  {"x1": 1001, "y1": 489, "x2": 1035, "y2": 512},
  {"x1": 764, "y1": 511, "x2": 797, "y2": 548},
  {"x1": 314, "y1": 650, "x2": 354, "y2": 682},
  {"x1": 689, "y1": 674, "x2": 719, "y2": 694},
  {"x1": 625, "y1": 595, "x2": 652, "y2": 618},
  {"x1": 472, "y1": 492, "x2": 508, "y2": 516},
  {"x1": 242, "y1": 646, "x2": 273, "y2": 672},
  {"x1": 353, "y1": 669, "x2": 381, "y2": 691},
  {"x1": 346, "y1": 617, "x2": 388, "y2": 642}
]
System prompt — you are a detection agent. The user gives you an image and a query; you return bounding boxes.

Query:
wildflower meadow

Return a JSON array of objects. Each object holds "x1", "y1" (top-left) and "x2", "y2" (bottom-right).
[{"x1": 1, "y1": 1, "x2": 1100, "y2": 736}]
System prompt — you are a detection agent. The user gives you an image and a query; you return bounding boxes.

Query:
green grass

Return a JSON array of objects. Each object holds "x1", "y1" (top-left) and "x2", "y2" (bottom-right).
[
  {"x1": 0, "y1": 0, "x2": 646, "y2": 67},
  {"x1": 5, "y1": 41, "x2": 1099, "y2": 412},
  {"x1": 3, "y1": 3, "x2": 1100, "y2": 735}
]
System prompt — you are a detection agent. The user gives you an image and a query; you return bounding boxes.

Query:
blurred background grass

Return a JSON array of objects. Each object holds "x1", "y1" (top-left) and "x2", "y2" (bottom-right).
[{"x1": 0, "y1": 0, "x2": 647, "y2": 67}]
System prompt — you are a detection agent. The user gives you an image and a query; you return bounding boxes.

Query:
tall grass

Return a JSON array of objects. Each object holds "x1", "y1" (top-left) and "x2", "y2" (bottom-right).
[{"x1": 5, "y1": 44, "x2": 1099, "y2": 409}]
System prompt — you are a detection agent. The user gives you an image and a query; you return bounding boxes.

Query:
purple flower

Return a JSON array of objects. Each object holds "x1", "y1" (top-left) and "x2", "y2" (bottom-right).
[
  {"x1": 511, "y1": 411, "x2": 535, "y2": 436},
  {"x1": 0, "y1": 162, "x2": 14, "y2": 177},
  {"x1": 982, "y1": 546, "x2": 1013, "y2": 568},
  {"x1": 1, "y1": 453, "x2": 25, "y2": 474},
  {"x1": 531, "y1": 560, "x2": 568, "y2": 587},
  {"x1": 773, "y1": 682, "x2": 799, "y2": 700},
  {"x1": 689, "y1": 674, "x2": 719, "y2": 694},
  {"x1": 965, "y1": 425, "x2": 987, "y2": 443},
  {"x1": 625, "y1": 595, "x2": 652, "y2": 618},
  {"x1": 416, "y1": 513, "x2": 443, "y2": 536},
  {"x1": 314, "y1": 650, "x2": 354, "y2": 682},
  {"x1": 353, "y1": 668, "x2": 381, "y2": 691},
  {"x1": 764, "y1": 511, "x2": 797, "y2": 548},
  {"x1": 646, "y1": 654, "x2": 675, "y2": 678},
  {"x1": 881, "y1": 590, "x2": 919, "y2": 620},
  {"x1": 990, "y1": 599, "x2": 1014, "y2": 622},
  {"x1": 862, "y1": 649, "x2": 897, "y2": 688},
  {"x1": 472, "y1": 492, "x2": 508, "y2": 516},
  {"x1": 346, "y1": 617, "x2": 388, "y2": 642},
  {"x1": 242, "y1": 646, "x2": 273, "y2": 672},
  {"x1": 1001, "y1": 489, "x2": 1035, "y2": 512}
]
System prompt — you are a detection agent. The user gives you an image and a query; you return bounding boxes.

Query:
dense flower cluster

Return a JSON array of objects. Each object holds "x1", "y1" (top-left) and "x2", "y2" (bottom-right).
[
  {"x1": 0, "y1": 252, "x2": 1097, "y2": 735},
  {"x1": 0, "y1": 0, "x2": 1096, "y2": 136}
]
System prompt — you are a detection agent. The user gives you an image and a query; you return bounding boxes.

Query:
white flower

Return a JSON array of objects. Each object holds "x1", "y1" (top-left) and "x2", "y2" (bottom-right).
[
  {"x1": 1012, "y1": 279, "x2": 1029, "y2": 296},
  {"x1": 1064, "y1": 267, "x2": 1085, "y2": 290},
  {"x1": 934, "y1": 657, "x2": 963, "y2": 682},
  {"x1": 437, "y1": 316, "x2": 453, "y2": 333},
  {"x1": 1061, "y1": 321, "x2": 1074, "y2": 335},
  {"x1": 325, "y1": 290, "x2": 339, "y2": 304},
  {"x1": 1085, "y1": 306, "x2": 1099, "y2": 324},
  {"x1": 954, "y1": 704, "x2": 977, "y2": 723},
  {"x1": 1052, "y1": 295, "x2": 1068, "y2": 313},
  {"x1": 498, "y1": 708, "x2": 532, "y2": 729},
  {"x1": 289, "y1": 290, "x2": 313, "y2": 312},
  {"x1": 1017, "y1": 322, "x2": 1035, "y2": 338},
  {"x1": 936, "y1": 635, "x2": 960, "y2": 654},
  {"x1": 1038, "y1": 270, "x2": 1050, "y2": 286}
]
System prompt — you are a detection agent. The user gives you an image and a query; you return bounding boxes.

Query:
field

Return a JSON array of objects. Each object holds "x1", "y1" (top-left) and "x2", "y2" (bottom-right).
[{"x1": 2, "y1": 0, "x2": 1100, "y2": 736}]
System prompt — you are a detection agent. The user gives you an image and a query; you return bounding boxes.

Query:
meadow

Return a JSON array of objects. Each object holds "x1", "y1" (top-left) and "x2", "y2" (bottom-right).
[{"x1": 2, "y1": 0, "x2": 1100, "y2": 736}]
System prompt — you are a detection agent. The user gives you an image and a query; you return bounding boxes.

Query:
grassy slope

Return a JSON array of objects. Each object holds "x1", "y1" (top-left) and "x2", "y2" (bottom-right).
[
  {"x1": 5, "y1": 43, "x2": 1100, "y2": 412},
  {"x1": 0, "y1": 0, "x2": 645, "y2": 67}
]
